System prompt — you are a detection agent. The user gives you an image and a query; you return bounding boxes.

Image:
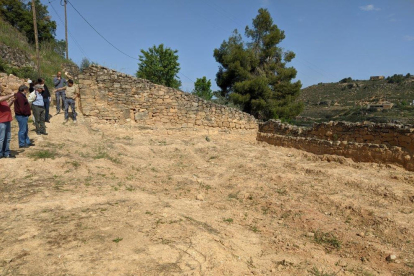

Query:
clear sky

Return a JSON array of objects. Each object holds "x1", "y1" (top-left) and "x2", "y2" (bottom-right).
[{"x1": 41, "y1": 0, "x2": 414, "y2": 91}]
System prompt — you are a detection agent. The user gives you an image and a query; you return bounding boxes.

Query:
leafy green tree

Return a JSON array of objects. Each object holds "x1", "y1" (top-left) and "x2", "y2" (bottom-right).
[
  {"x1": 192, "y1": 76, "x2": 213, "y2": 100},
  {"x1": 0, "y1": 0, "x2": 56, "y2": 44},
  {"x1": 213, "y1": 8, "x2": 303, "y2": 120},
  {"x1": 136, "y1": 44, "x2": 181, "y2": 89}
]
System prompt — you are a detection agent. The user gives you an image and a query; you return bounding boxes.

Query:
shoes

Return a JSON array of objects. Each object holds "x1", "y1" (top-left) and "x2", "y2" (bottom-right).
[
  {"x1": 19, "y1": 145, "x2": 28, "y2": 148},
  {"x1": 41, "y1": 132, "x2": 48, "y2": 135},
  {"x1": 4, "y1": 154, "x2": 16, "y2": 158},
  {"x1": 64, "y1": 119, "x2": 68, "y2": 123},
  {"x1": 55, "y1": 111, "x2": 60, "y2": 115},
  {"x1": 46, "y1": 120, "x2": 50, "y2": 123},
  {"x1": 36, "y1": 131, "x2": 41, "y2": 135},
  {"x1": 73, "y1": 120, "x2": 77, "y2": 123}
]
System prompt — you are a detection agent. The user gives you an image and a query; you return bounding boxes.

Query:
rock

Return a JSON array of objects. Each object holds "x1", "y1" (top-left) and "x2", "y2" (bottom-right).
[
  {"x1": 196, "y1": 194, "x2": 204, "y2": 201},
  {"x1": 357, "y1": 232, "x2": 365, "y2": 237},
  {"x1": 306, "y1": 232, "x2": 315, "y2": 237},
  {"x1": 386, "y1": 254, "x2": 397, "y2": 262}
]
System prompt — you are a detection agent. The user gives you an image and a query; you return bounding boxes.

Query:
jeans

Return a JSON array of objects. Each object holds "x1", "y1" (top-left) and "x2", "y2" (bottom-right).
[
  {"x1": 56, "y1": 91, "x2": 66, "y2": 113},
  {"x1": 44, "y1": 98, "x2": 50, "y2": 121},
  {"x1": 15, "y1": 115, "x2": 31, "y2": 147},
  {"x1": 32, "y1": 105, "x2": 46, "y2": 133},
  {"x1": 64, "y1": 98, "x2": 77, "y2": 120},
  {"x1": 0, "y1": 121, "x2": 11, "y2": 157}
]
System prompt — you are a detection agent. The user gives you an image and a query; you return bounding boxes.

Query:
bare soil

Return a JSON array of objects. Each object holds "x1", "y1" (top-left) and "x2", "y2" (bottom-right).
[{"x1": 1, "y1": 112, "x2": 414, "y2": 276}]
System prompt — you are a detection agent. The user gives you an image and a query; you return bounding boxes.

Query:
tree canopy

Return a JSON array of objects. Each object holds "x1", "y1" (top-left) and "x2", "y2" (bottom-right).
[
  {"x1": 192, "y1": 76, "x2": 213, "y2": 100},
  {"x1": 0, "y1": 0, "x2": 56, "y2": 44},
  {"x1": 213, "y1": 8, "x2": 303, "y2": 120},
  {"x1": 136, "y1": 44, "x2": 181, "y2": 89}
]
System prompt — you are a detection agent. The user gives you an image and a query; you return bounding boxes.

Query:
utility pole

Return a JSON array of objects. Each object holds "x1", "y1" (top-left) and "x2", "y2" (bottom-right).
[
  {"x1": 64, "y1": 0, "x2": 69, "y2": 60},
  {"x1": 31, "y1": 0, "x2": 40, "y2": 77}
]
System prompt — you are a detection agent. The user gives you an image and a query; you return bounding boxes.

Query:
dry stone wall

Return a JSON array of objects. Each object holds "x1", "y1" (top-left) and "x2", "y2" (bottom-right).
[
  {"x1": 78, "y1": 65, "x2": 257, "y2": 130},
  {"x1": 258, "y1": 120, "x2": 414, "y2": 171},
  {"x1": 0, "y1": 43, "x2": 33, "y2": 68}
]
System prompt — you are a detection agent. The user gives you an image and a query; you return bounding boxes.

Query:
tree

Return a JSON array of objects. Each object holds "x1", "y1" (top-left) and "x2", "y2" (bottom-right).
[
  {"x1": 213, "y1": 8, "x2": 303, "y2": 120},
  {"x1": 136, "y1": 44, "x2": 181, "y2": 89},
  {"x1": 192, "y1": 76, "x2": 213, "y2": 100},
  {"x1": 0, "y1": 0, "x2": 56, "y2": 44}
]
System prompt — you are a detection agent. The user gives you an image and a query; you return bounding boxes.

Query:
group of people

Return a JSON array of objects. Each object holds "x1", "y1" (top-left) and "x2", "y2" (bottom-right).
[{"x1": 0, "y1": 71, "x2": 79, "y2": 158}]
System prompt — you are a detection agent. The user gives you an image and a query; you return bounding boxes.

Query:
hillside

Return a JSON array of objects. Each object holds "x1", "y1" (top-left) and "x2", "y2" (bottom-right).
[
  {"x1": 0, "y1": 17, "x2": 73, "y2": 86},
  {"x1": 298, "y1": 77, "x2": 414, "y2": 124},
  {"x1": 1, "y1": 112, "x2": 413, "y2": 275}
]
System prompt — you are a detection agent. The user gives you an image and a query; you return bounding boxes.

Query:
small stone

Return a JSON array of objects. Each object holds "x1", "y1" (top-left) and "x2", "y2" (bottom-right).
[
  {"x1": 196, "y1": 194, "x2": 204, "y2": 201},
  {"x1": 386, "y1": 254, "x2": 397, "y2": 262},
  {"x1": 306, "y1": 232, "x2": 315, "y2": 237},
  {"x1": 357, "y1": 232, "x2": 365, "y2": 237}
]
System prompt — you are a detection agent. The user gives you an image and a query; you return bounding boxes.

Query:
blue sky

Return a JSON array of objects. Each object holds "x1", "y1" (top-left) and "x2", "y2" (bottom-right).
[{"x1": 42, "y1": 0, "x2": 414, "y2": 91}]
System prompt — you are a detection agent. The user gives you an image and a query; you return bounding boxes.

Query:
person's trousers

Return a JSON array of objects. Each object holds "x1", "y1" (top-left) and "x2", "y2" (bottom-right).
[
  {"x1": 44, "y1": 98, "x2": 50, "y2": 121},
  {"x1": 32, "y1": 105, "x2": 46, "y2": 133},
  {"x1": 15, "y1": 115, "x2": 31, "y2": 147},
  {"x1": 56, "y1": 91, "x2": 66, "y2": 113},
  {"x1": 64, "y1": 98, "x2": 77, "y2": 120},
  {"x1": 0, "y1": 121, "x2": 11, "y2": 157}
]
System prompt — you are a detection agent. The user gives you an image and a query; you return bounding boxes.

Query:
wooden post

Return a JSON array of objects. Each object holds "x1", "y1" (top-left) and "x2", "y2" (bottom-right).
[
  {"x1": 64, "y1": 0, "x2": 69, "y2": 60},
  {"x1": 31, "y1": 0, "x2": 40, "y2": 77}
]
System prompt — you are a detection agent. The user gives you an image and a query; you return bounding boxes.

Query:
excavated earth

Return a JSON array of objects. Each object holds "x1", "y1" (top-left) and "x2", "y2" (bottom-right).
[{"x1": 1, "y1": 113, "x2": 414, "y2": 276}]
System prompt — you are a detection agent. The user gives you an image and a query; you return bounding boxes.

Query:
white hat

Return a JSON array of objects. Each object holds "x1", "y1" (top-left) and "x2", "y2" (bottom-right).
[{"x1": 27, "y1": 79, "x2": 32, "y2": 84}]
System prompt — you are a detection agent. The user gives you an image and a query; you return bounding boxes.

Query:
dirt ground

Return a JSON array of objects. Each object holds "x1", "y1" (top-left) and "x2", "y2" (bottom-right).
[{"x1": 1, "y1": 111, "x2": 414, "y2": 276}]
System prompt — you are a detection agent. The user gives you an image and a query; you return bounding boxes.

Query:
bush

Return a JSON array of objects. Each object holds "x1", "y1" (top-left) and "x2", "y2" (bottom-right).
[
  {"x1": 387, "y1": 74, "x2": 404, "y2": 84},
  {"x1": 339, "y1": 77, "x2": 352, "y2": 83}
]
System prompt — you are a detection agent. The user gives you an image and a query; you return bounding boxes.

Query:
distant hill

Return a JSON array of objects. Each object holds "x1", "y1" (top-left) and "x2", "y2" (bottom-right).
[{"x1": 297, "y1": 76, "x2": 414, "y2": 125}]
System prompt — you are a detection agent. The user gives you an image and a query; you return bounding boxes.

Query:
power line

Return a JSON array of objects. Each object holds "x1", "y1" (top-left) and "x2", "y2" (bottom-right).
[
  {"x1": 66, "y1": 0, "x2": 139, "y2": 61},
  {"x1": 48, "y1": 1, "x2": 89, "y2": 59},
  {"x1": 66, "y1": 1, "x2": 194, "y2": 83}
]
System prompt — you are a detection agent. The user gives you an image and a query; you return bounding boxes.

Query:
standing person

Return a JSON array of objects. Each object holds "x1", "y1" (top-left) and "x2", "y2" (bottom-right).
[
  {"x1": 28, "y1": 85, "x2": 48, "y2": 135},
  {"x1": 39, "y1": 78, "x2": 51, "y2": 123},
  {"x1": 14, "y1": 85, "x2": 32, "y2": 148},
  {"x1": 0, "y1": 88, "x2": 15, "y2": 158},
  {"x1": 55, "y1": 79, "x2": 79, "y2": 123},
  {"x1": 53, "y1": 71, "x2": 66, "y2": 115}
]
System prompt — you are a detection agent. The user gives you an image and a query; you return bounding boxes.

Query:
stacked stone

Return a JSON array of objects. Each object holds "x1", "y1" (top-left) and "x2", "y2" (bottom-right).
[
  {"x1": 259, "y1": 120, "x2": 414, "y2": 154},
  {"x1": 78, "y1": 65, "x2": 258, "y2": 130},
  {"x1": 258, "y1": 120, "x2": 414, "y2": 171},
  {"x1": 0, "y1": 73, "x2": 29, "y2": 94},
  {"x1": 0, "y1": 43, "x2": 33, "y2": 68}
]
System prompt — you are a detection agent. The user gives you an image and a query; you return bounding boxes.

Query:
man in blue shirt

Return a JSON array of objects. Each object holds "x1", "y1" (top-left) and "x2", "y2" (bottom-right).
[
  {"x1": 29, "y1": 85, "x2": 48, "y2": 135},
  {"x1": 53, "y1": 71, "x2": 66, "y2": 115}
]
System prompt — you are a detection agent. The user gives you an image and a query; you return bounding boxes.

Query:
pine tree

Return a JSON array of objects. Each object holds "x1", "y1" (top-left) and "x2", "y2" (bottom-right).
[{"x1": 214, "y1": 8, "x2": 303, "y2": 120}]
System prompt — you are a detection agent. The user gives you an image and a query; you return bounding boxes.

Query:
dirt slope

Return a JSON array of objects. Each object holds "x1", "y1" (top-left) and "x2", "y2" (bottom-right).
[{"x1": 1, "y1": 112, "x2": 414, "y2": 276}]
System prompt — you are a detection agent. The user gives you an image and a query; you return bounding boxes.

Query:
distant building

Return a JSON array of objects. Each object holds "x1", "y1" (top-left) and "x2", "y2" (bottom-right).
[
  {"x1": 367, "y1": 101, "x2": 393, "y2": 110},
  {"x1": 370, "y1": 76, "x2": 385, "y2": 81}
]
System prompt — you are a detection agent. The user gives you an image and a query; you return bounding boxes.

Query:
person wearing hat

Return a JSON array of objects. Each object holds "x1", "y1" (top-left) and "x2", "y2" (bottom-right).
[
  {"x1": 0, "y1": 86, "x2": 15, "y2": 158},
  {"x1": 14, "y1": 85, "x2": 32, "y2": 148},
  {"x1": 28, "y1": 84, "x2": 47, "y2": 135}
]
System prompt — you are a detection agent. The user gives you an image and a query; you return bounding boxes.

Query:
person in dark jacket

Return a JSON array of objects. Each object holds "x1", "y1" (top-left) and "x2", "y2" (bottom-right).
[
  {"x1": 38, "y1": 78, "x2": 51, "y2": 123},
  {"x1": 14, "y1": 85, "x2": 32, "y2": 148}
]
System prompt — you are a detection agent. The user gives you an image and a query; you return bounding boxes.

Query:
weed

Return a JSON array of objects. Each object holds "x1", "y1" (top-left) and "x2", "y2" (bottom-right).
[
  {"x1": 309, "y1": 267, "x2": 337, "y2": 276},
  {"x1": 145, "y1": 211, "x2": 153, "y2": 215},
  {"x1": 228, "y1": 191, "x2": 239, "y2": 199},
  {"x1": 125, "y1": 186, "x2": 135, "y2": 192},
  {"x1": 313, "y1": 230, "x2": 341, "y2": 249},
  {"x1": 223, "y1": 218, "x2": 233, "y2": 223},
  {"x1": 28, "y1": 150, "x2": 56, "y2": 160},
  {"x1": 250, "y1": 226, "x2": 260, "y2": 233},
  {"x1": 112, "y1": 237, "x2": 123, "y2": 243}
]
